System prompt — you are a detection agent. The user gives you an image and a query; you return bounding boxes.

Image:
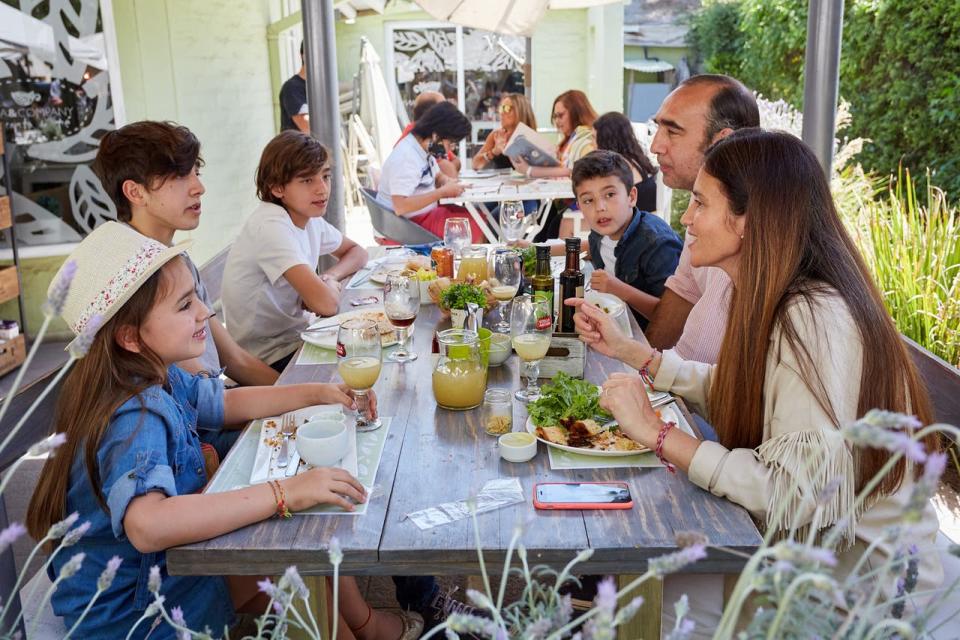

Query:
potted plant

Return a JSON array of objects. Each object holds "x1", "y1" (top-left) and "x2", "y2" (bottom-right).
[{"x1": 439, "y1": 282, "x2": 489, "y2": 329}]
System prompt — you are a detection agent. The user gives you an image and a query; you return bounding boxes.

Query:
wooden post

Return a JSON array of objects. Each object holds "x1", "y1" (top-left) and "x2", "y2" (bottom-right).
[
  {"x1": 287, "y1": 576, "x2": 331, "y2": 640},
  {"x1": 617, "y1": 575, "x2": 661, "y2": 640}
]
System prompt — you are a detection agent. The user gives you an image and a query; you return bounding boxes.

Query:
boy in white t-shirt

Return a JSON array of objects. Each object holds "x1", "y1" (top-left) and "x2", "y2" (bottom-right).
[{"x1": 222, "y1": 131, "x2": 368, "y2": 369}]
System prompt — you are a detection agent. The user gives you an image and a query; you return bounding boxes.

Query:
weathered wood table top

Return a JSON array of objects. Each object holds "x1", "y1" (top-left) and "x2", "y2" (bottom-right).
[{"x1": 167, "y1": 288, "x2": 761, "y2": 578}]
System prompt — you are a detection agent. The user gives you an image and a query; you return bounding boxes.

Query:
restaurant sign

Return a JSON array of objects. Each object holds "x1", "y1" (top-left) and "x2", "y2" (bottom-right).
[{"x1": 0, "y1": 77, "x2": 94, "y2": 144}]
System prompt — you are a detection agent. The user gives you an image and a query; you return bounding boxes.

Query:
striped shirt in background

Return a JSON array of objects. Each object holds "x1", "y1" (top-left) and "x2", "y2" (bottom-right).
[
  {"x1": 559, "y1": 125, "x2": 597, "y2": 168},
  {"x1": 663, "y1": 234, "x2": 732, "y2": 364}
]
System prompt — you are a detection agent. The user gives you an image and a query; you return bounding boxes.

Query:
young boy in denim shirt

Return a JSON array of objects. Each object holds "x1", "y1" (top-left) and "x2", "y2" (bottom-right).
[{"x1": 573, "y1": 150, "x2": 682, "y2": 329}]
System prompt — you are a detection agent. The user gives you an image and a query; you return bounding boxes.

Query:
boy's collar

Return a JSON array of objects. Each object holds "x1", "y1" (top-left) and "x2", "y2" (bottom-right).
[{"x1": 615, "y1": 208, "x2": 645, "y2": 243}]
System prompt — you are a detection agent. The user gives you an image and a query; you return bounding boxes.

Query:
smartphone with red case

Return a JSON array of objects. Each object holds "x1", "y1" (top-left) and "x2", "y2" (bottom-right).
[{"x1": 533, "y1": 481, "x2": 633, "y2": 510}]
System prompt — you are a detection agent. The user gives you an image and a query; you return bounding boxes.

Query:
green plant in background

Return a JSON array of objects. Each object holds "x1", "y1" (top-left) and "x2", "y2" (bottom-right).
[
  {"x1": 440, "y1": 282, "x2": 488, "y2": 311},
  {"x1": 842, "y1": 170, "x2": 960, "y2": 368},
  {"x1": 686, "y1": 0, "x2": 960, "y2": 199}
]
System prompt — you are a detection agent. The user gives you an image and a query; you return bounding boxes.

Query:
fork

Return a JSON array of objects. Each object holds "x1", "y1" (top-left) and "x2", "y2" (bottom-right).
[{"x1": 276, "y1": 413, "x2": 296, "y2": 468}]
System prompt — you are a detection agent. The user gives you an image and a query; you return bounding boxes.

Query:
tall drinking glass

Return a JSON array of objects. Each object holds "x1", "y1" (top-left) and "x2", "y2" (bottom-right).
[
  {"x1": 510, "y1": 294, "x2": 553, "y2": 402},
  {"x1": 443, "y1": 217, "x2": 471, "y2": 258},
  {"x1": 500, "y1": 201, "x2": 526, "y2": 244},
  {"x1": 491, "y1": 248, "x2": 522, "y2": 333},
  {"x1": 383, "y1": 271, "x2": 420, "y2": 363},
  {"x1": 337, "y1": 318, "x2": 382, "y2": 431}
]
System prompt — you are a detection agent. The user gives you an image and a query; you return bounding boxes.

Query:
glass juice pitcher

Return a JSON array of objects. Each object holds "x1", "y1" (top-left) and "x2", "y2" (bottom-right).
[{"x1": 432, "y1": 329, "x2": 488, "y2": 410}]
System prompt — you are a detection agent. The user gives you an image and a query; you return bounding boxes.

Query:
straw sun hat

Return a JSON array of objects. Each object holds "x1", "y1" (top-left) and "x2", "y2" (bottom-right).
[{"x1": 53, "y1": 221, "x2": 192, "y2": 339}]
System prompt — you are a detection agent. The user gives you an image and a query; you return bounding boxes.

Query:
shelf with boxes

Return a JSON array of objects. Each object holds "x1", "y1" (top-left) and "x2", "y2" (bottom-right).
[{"x1": 0, "y1": 129, "x2": 28, "y2": 378}]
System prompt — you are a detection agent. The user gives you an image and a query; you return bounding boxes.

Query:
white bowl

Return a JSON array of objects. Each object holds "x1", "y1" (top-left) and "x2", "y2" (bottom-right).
[
  {"x1": 498, "y1": 432, "x2": 537, "y2": 463},
  {"x1": 584, "y1": 291, "x2": 632, "y2": 335},
  {"x1": 297, "y1": 417, "x2": 350, "y2": 467},
  {"x1": 487, "y1": 333, "x2": 512, "y2": 366}
]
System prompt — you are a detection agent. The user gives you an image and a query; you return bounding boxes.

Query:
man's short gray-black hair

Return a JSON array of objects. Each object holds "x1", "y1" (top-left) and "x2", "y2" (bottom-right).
[{"x1": 679, "y1": 74, "x2": 760, "y2": 145}]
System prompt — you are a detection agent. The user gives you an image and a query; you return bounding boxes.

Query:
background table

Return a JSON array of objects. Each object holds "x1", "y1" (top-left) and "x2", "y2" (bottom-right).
[{"x1": 168, "y1": 289, "x2": 761, "y2": 637}]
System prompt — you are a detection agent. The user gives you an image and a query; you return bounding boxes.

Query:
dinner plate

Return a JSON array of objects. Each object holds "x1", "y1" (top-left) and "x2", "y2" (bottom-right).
[
  {"x1": 299, "y1": 308, "x2": 403, "y2": 350},
  {"x1": 369, "y1": 269, "x2": 391, "y2": 285},
  {"x1": 525, "y1": 400, "x2": 686, "y2": 457}
]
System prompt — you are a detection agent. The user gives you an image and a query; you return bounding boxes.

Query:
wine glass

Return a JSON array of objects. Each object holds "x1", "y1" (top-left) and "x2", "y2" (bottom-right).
[
  {"x1": 383, "y1": 270, "x2": 420, "y2": 363},
  {"x1": 490, "y1": 248, "x2": 522, "y2": 333},
  {"x1": 500, "y1": 201, "x2": 526, "y2": 244},
  {"x1": 443, "y1": 217, "x2": 471, "y2": 258},
  {"x1": 336, "y1": 318, "x2": 382, "y2": 432},
  {"x1": 510, "y1": 294, "x2": 553, "y2": 402}
]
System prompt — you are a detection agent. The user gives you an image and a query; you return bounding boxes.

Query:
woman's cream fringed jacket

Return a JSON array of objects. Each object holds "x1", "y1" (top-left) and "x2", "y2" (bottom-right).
[{"x1": 654, "y1": 289, "x2": 943, "y2": 597}]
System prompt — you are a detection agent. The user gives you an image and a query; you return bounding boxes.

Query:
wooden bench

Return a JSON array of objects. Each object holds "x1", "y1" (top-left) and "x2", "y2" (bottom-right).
[{"x1": 905, "y1": 336, "x2": 960, "y2": 428}]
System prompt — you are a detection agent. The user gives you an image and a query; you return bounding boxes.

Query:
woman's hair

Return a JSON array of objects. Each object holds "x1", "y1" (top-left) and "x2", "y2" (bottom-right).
[
  {"x1": 27, "y1": 262, "x2": 176, "y2": 541},
  {"x1": 93, "y1": 121, "x2": 203, "y2": 223},
  {"x1": 411, "y1": 101, "x2": 471, "y2": 142},
  {"x1": 593, "y1": 112, "x2": 657, "y2": 181},
  {"x1": 705, "y1": 129, "x2": 936, "y2": 496},
  {"x1": 553, "y1": 90, "x2": 598, "y2": 132},
  {"x1": 501, "y1": 93, "x2": 537, "y2": 130},
  {"x1": 255, "y1": 131, "x2": 330, "y2": 205}
]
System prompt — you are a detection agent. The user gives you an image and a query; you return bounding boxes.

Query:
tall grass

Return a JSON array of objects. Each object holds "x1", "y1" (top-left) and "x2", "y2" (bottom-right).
[{"x1": 840, "y1": 169, "x2": 960, "y2": 368}]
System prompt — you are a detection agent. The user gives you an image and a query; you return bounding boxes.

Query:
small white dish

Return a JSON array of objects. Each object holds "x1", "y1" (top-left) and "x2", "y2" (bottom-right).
[
  {"x1": 297, "y1": 417, "x2": 350, "y2": 467},
  {"x1": 499, "y1": 431, "x2": 537, "y2": 463},
  {"x1": 487, "y1": 334, "x2": 512, "y2": 366},
  {"x1": 584, "y1": 291, "x2": 632, "y2": 336}
]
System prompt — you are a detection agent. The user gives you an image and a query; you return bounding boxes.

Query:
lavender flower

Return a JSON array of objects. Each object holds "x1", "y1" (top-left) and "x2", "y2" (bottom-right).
[
  {"x1": 841, "y1": 420, "x2": 927, "y2": 463},
  {"x1": 148, "y1": 565, "x2": 162, "y2": 593},
  {"x1": 170, "y1": 605, "x2": 192, "y2": 640},
  {"x1": 97, "y1": 556, "x2": 122, "y2": 591},
  {"x1": 649, "y1": 544, "x2": 707, "y2": 577},
  {"x1": 613, "y1": 595, "x2": 645, "y2": 626},
  {"x1": 444, "y1": 613, "x2": 500, "y2": 638},
  {"x1": 271, "y1": 601, "x2": 283, "y2": 616},
  {"x1": 904, "y1": 452, "x2": 948, "y2": 523},
  {"x1": 28, "y1": 433, "x2": 67, "y2": 457},
  {"x1": 817, "y1": 476, "x2": 843, "y2": 505},
  {"x1": 556, "y1": 593, "x2": 574, "y2": 626},
  {"x1": 774, "y1": 542, "x2": 838, "y2": 568},
  {"x1": 257, "y1": 578, "x2": 277, "y2": 598},
  {"x1": 62, "y1": 521, "x2": 91, "y2": 547},
  {"x1": 524, "y1": 617, "x2": 553, "y2": 639},
  {"x1": 595, "y1": 577, "x2": 617, "y2": 613},
  {"x1": 282, "y1": 566, "x2": 308, "y2": 600},
  {"x1": 59, "y1": 552, "x2": 85, "y2": 579},
  {"x1": 48, "y1": 512, "x2": 79, "y2": 538},
  {"x1": 144, "y1": 595, "x2": 165, "y2": 618},
  {"x1": 860, "y1": 409, "x2": 923, "y2": 431},
  {"x1": 69, "y1": 314, "x2": 103, "y2": 358},
  {"x1": 0, "y1": 522, "x2": 26, "y2": 552},
  {"x1": 43, "y1": 260, "x2": 77, "y2": 318},
  {"x1": 328, "y1": 537, "x2": 343, "y2": 565}
]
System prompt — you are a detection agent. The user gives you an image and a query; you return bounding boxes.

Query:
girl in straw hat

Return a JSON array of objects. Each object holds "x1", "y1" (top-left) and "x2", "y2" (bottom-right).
[{"x1": 27, "y1": 222, "x2": 422, "y2": 639}]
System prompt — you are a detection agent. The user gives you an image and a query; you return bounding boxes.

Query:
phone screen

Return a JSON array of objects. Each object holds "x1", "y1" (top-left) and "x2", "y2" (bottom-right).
[{"x1": 536, "y1": 483, "x2": 631, "y2": 504}]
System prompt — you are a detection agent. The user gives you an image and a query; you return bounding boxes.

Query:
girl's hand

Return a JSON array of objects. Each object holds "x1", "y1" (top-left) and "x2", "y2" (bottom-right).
[
  {"x1": 511, "y1": 156, "x2": 530, "y2": 175},
  {"x1": 491, "y1": 130, "x2": 507, "y2": 156},
  {"x1": 283, "y1": 467, "x2": 367, "y2": 512},
  {"x1": 565, "y1": 298, "x2": 634, "y2": 360},
  {"x1": 319, "y1": 384, "x2": 379, "y2": 419},
  {"x1": 599, "y1": 373, "x2": 661, "y2": 448}
]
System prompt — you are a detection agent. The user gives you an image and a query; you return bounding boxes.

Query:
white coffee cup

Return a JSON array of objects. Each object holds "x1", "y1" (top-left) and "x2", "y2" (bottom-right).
[{"x1": 296, "y1": 417, "x2": 350, "y2": 467}]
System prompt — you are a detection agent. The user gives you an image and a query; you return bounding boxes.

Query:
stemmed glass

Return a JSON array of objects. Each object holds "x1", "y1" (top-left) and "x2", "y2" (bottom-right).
[
  {"x1": 443, "y1": 217, "x2": 471, "y2": 258},
  {"x1": 510, "y1": 294, "x2": 553, "y2": 402},
  {"x1": 500, "y1": 201, "x2": 526, "y2": 244},
  {"x1": 490, "y1": 248, "x2": 522, "y2": 333},
  {"x1": 383, "y1": 270, "x2": 420, "y2": 363},
  {"x1": 337, "y1": 318, "x2": 383, "y2": 431}
]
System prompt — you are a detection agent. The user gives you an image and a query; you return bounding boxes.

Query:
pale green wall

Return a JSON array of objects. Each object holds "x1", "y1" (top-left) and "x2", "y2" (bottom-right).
[
  {"x1": 112, "y1": 0, "x2": 277, "y2": 264},
  {"x1": 624, "y1": 44, "x2": 691, "y2": 68}
]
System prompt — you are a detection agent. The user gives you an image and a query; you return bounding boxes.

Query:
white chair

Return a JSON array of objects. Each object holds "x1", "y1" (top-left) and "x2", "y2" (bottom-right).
[{"x1": 631, "y1": 120, "x2": 672, "y2": 223}]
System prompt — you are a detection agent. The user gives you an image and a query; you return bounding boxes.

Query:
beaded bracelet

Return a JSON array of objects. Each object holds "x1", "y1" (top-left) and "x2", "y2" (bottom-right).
[
  {"x1": 269, "y1": 480, "x2": 293, "y2": 519},
  {"x1": 656, "y1": 421, "x2": 677, "y2": 474}
]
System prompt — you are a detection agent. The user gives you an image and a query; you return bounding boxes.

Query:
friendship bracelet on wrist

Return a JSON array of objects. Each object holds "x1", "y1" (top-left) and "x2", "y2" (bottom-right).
[
  {"x1": 638, "y1": 348, "x2": 660, "y2": 386},
  {"x1": 269, "y1": 480, "x2": 292, "y2": 519},
  {"x1": 655, "y1": 421, "x2": 677, "y2": 473}
]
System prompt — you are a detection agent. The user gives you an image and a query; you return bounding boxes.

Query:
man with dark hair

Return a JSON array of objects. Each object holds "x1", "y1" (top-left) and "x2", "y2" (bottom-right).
[
  {"x1": 279, "y1": 42, "x2": 309, "y2": 133},
  {"x1": 396, "y1": 91, "x2": 460, "y2": 177},
  {"x1": 572, "y1": 150, "x2": 681, "y2": 329},
  {"x1": 645, "y1": 74, "x2": 759, "y2": 364}
]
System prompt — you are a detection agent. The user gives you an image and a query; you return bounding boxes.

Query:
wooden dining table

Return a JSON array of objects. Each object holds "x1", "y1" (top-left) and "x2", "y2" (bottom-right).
[{"x1": 167, "y1": 287, "x2": 762, "y2": 639}]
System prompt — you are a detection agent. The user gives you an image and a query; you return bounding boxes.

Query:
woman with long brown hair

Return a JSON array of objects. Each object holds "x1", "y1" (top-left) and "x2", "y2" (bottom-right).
[
  {"x1": 570, "y1": 129, "x2": 942, "y2": 593},
  {"x1": 592, "y1": 111, "x2": 658, "y2": 213},
  {"x1": 471, "y1": 93, "x2": 537, "y2": 171}
]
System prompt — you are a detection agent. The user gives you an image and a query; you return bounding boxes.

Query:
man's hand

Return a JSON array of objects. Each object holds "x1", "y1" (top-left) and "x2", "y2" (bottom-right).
[{"x1": 439, "y1": 181, "x2": 466, "y2": 198}]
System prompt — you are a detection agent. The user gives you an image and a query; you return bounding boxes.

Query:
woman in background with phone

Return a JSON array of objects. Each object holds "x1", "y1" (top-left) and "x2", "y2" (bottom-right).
[{"x1": 569, "y1": 129, "x2": 942, "y2": 626}]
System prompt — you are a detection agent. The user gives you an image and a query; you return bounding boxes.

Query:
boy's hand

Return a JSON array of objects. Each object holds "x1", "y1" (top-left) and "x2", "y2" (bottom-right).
[
  {"x1": 283, "y1": 468, "x2": 367, "y2": 512},
  {"x1": 590, "y1": 269, "x2": 622, "y2": 294},
  {"x1": 439, "y1": 181, "x2": 466, "y2": 198}
]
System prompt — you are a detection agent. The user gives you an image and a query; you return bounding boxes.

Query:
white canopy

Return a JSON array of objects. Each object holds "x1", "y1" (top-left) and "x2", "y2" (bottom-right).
[
  {"x1": 413, "y1": 0, "x2": 622, "y2": 37},
  {"x1": 0, "y1": 3, "x2": 107, "y2": 69},
  {"x1": 358, "y1": 37, "x2": 403, "y2": 166}
]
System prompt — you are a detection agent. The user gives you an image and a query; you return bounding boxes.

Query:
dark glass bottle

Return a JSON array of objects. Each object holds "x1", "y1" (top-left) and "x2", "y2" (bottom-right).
[
  {"x1": 530, "y1": 244, "x2": 554, "y2": 319},
  {"x1": 558, "y1": 238, "x2": 584, "y2": 333}
]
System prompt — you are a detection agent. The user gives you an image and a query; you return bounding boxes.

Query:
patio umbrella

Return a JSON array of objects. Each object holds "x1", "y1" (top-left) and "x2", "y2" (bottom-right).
[
  {"x1": 413, "y1": 0, "x2": 622, "y2": 37},
  {"x1": 358, "y1": 37, "x2": 402, "y2": 166}
]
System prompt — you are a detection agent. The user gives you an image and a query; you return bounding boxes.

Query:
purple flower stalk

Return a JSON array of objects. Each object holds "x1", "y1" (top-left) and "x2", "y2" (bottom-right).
[
  {"x1": 283, "y1": 566, "x2": 309, "y2": 600},
  {"x1": 69, "y1": 314, "x2": 103, "y2": 358},
  {"x1": 42, "y1": 260, "x2": 77, "y2": 318},
  {"x1": 594, "y1": 577, "x2": 617, "y2": 613},
  {"x1": 0, "y1": 523, "x2": 26, "y2": 552},
  {"x1": 59, "y1": 552, "x2": 85, "y2": 579},
  {"x1": 774, "y1": 542, "x2": 838, "y2": 568},
  {"x1": 649, "y1": 544, "x2": 707, "y2": 577},
  {"x1": 171, "y1": 606, "x2": 190, "y2": 640},
  {"x1": 48, "y1": 512, "x2": 79, "y2": 538},
  {"x1": 97, "y1": 556, "x2": 122, "y2": 591},
  {"x1": 328, "y1": 537, "x2": 343, "y2": 565},
  {"x1": 28, "y1": 433, "x2": 67, "y2": 457},
  {"x1": 148, "y1": 565, "x2": 162, "y2": 593},
  {"x1": 861, "y1": 409, "x2": 923, "y2": 431},
  {"x1": 257, "y1": 578, "x2": 277, "y2": 598},
  {"x1": 61, "y1": 521, "x2": 91, "y2": 547},
  {"x1": 841, "y1": 419, "x2": 927, "y2": 463}
]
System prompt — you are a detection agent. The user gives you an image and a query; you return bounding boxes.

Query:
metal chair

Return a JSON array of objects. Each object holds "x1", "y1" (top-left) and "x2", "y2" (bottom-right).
[{"x1": 360, "y1": 188, "x2": 441, "y2": 245}]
